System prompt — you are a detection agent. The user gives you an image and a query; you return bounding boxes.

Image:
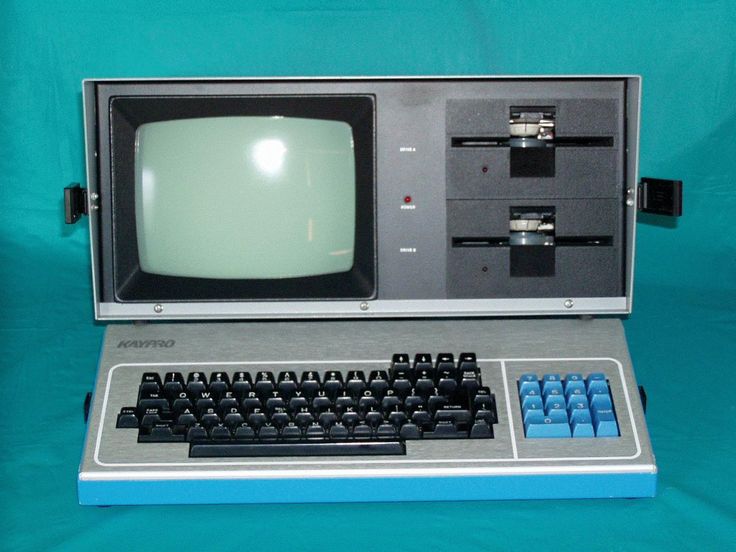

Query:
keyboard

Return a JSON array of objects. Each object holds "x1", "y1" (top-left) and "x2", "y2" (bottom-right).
[
  {"x1": 116, "y1": 353, "x2": 500, "y2": 457},
  {"x1": 79, "y1": 319, "x2": 656, "y2": 504}
]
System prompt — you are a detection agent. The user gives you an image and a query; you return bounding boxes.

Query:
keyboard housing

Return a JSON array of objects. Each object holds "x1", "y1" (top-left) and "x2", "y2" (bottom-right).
[{"x1": 79, "y1": 318, "x2": 656, "y2": 504}]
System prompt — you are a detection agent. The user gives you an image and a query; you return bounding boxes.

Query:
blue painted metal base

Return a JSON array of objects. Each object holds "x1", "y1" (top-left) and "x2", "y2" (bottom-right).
[{"x1": 79, "y1": 472, "x2": 657, "y2": 505}]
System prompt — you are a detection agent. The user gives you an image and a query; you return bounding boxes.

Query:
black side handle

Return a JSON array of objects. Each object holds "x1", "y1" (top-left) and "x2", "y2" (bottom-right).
[
  {"x1": 64, "y1": 183, "x2": 88, "y2": 224},
  {"x1": 638, "y1": 177, "x2": 683, "y2": 217},
  {"x1": 83, "y1": 392, "x2": 92, "y2": 423}
]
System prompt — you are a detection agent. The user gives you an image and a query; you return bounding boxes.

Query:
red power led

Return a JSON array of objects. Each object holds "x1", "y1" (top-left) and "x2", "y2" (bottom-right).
[{"x1": 403, "y1": 195, "x2": 413, "y2": 204}]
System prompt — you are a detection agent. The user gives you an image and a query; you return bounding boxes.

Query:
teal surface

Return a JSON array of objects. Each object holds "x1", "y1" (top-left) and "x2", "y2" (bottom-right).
[{"x1": 1, "y1": 1, "x2": 735, "y2": 550}]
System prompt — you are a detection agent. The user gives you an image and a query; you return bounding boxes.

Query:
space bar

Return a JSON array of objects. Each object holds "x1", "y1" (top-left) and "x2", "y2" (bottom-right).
[{"x1": 189, "y1": 440, "x2": 407, "y2": 457}]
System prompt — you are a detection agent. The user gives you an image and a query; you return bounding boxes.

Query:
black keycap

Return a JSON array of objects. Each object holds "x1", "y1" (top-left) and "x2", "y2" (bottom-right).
[
  {"x1": 138, "y1": 390, "x2": 169, "y2": 411},
  {"x1": 241, "y1": 395, "x2": 262, "y2": 413},
  {"x1": 281, "y1": 424, "x2": 302, "y2": 440},
  {"x1": 139, "y1": 423, "x2": 184, "y2": 443},
  {"x1": 329, "y1": 424, "x2": 349, "y2": 440},
  {"x1": 223, "y1": 410, "x2": 245, "y2": 429},
  {"x1": 470, "y1": 421, "x2": 494, "y2": 438},
  {"x1": 265, "y1": 395, "x2": 287, "y2": 413},
  {"x1": 318, "y1": 408, "x2": 338, "y2": 429},
  {"x1": 294, "y1": 408, "x2": 314, "y2": 427},
  {"x1": 424, "y1": 421, "x2": 467, "y2": 439},
  {"x1": 391, "y1": 378, "x2": 413, "y2": 397},
  {"x1": 386, "y1": 409, "x2": 408, "y2": 428},
  {"x1": 358, "y1": 392, "x2": 379, "y2": 412},
  {"x1": 116, "y1": 407, "x2": 139, "y2": 428},
  {"x1": 400, "y1": 423, "x2": 421, "y2": 439},
  {"x1": 218, "y1": 397, "x2": 240, "y2": 414},
  {"x1": 195, "y1": 393, "x2": 216, "y2": 414},
  {"x1": 288, "y1": 396, "x2": 309, "y2": 413},
  {"x1": 381, "y1": 395, "x2": 402, "y2": 411},
  {"x1": 352, "y1": 422, "x2": 373, "y2": 439},
  {"x1": 258, "y1": 424, "x2": 279, "y2": 440},
  {"x1": 172, "y1": 396, "x2": 194, "y2": 413},
  {"x1": 140, "y1": 372, "x2": 162, "y2": 393},
  {"x1": 209, "y1": 372, "x2": 230, "y2": 397},
  {"x1": 247, "y1": 409, "x2": 268, "y2": 429},
  {"x1": 427, "y1": 394, "x2": 449, "y2": 414},
  {"x1": 210, "y1": 424, "x2": 232, "y2": 440},
  {"x1": 177, "y1": 411, "x2": 198, "y2": 427},
  {"x1": 414, "y1": 371, "x2": 436, "y2": 396},
  {"x1": 334, "y1": 393, "x2": 356, "y2": 410},
  {"x1": 186, "y1": 423, "x2": 208, "y2": 442},
  {"x1": 363, "y1": 408, "x2": 384, "y2": 428},
  {"x1": 376, "y1": 423, "x2": 398, "y2": 439},
  {"x1": 345, "y1": 371, "x2": 366, "y2": 397},
  {"x1": 190, "y1": 441, "x2": 406, "y2": 457},
  {"x1": 200, "y1": 409, "x2": 221, "y2": 428},
  {"x1": 162, "y1": 372, "x2": 185, "y2": 398},
  {"x1": 368, "y1": 371, "x2": 390, "y2": 397},
  {"x1": 435, "y1": 353, "x2": 456, "y2": 373},
  {"x1": 139, "y1": 407, "x2": 164, "y2": 428},
  {"x1": 232, "y1": 372, "x2": 253, "y2": 398},
  {"x1": 270, "y1": 407, "x2": 291, "y2": 429},
  {"x1": 434, "y1": 404, "x2": 472, "y2": 424},
  {"x1": 458, "y1": 353, "x2": 478, "y2": 371},
  {"x1": 300, "y1": 371, "x2": 321, "y2": 398},
  {"x1": 390, "y1": 354, "x2": 411, "y2": 379},
  {"x1": 404, "y1": 395, "x2": 425, "y2": 412},
  {"x1": 186, "y1": 372, "x2": 208, "y2": 395},
  {"x1": 340, "y1": 412, "x2": 360, "y2": 428},
  {"x1": 312, "y1": 395, "x2": 332, "y2": 411},
  {"x1": 254, "y1": 371, "x2": 276, "y2": 397},
  {"x1": 234, "y1": 423, "x2": 256, "y2": 441},
  {"x1": 437, "y1": 375, "x2": 458, "y2": 396},
  {"x1": 323, "y1": 371, "x2": 344, "y2": 397},
  {"x1": 277, "y1": 371, "x2": 299, "y2": 398},
  {"x1": 306, "y1": 424, "x2": 325, "y2": 440},
  {"x1": 413, "y1": 354, "x2": 433, "y2": 373}
]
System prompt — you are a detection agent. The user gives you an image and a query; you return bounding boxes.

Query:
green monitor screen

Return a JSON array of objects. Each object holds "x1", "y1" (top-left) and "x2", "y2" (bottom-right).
[{"x1": 134, "y1": 116, "x2": 356, "y2": 279}]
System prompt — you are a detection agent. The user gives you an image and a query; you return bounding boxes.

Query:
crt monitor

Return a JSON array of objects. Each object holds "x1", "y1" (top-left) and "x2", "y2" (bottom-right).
[{"x1": 135, "y1": 116, "x2": 357, "y2": 280}]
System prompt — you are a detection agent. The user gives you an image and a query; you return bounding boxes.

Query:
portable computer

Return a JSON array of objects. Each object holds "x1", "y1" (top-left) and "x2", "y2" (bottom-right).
[{"x1": 67, "y1": 76, "x2": 682, "y2": 504}]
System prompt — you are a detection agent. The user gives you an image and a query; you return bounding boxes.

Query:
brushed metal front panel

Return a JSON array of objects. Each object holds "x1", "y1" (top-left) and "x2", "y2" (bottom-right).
[{"x1": 80, "y1": 318, "x2": 655, "y2": 481}]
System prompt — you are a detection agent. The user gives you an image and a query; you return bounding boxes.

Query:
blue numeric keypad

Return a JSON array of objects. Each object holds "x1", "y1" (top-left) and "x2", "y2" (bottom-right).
[{"x1": 518, "y1": 372, "x2": 619, "y2": 438}]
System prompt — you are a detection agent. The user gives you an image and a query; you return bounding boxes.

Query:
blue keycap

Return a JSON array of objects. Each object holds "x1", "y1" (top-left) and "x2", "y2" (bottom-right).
[
  {"x1": 570, "y1": 406, "x2": 591, "y2": 424},
  {"x1": 526, "y1": 418, "x2": 572, "y2": 438},
  {"x1": 593, "y1": 409, "x2": 619, "y2": 437},
  {"x1": 590, "y1": 393, "x2": 613, "y2": 411},
  {"x1": 542, "y1": 381, "x2": 564, "y2": 401},
  {"x1": 571, "y1": 409, "x2": 595, "y2": 438},
  {"x1": 545, "y1": 409, "x2": 568, "y2": 424},
  {"x1": 523, "y1": 408, "x2": 545, "y2": 425},
  {"x1": 519, "y1": 383, "x2": 541, "y2": 398},
  {"x1": 565, "y1": 373, "x2": 584, "y2": 385},
  {"x1": 586, "y1": 373, "x2": 608, "y2": 393},
  {"x1": 544, "y1": 396, "x2": 567, "y2": 412},
  {"x1": 522, "y1": 394, "x2": 543, "y2": 411},
  {"x1": 567, "y1": 395, "x2": 589, "y2": 412},
  {"x1": 518, "y1": 374, "x2": 540, "y2": 395},
  {"x1": 564, "y1": 380, "x2": 586, "y2": 398}
]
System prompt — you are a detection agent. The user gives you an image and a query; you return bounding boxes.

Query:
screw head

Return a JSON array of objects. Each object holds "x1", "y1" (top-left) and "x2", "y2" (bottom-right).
[
  {"x1": 564, "y1": 299, "x2": 574, "y2": 309},
  {"x1": 626, "y1": 198, "x2": 635, "y2": 206},
  {"x1": 153, "y1": 304, "x2": 163, "y2": 313},
  {"x1": 90, "y1": 192, "x2": 99, "y2": 200},
  {"x1": 359, "y1": 302, "x2": 369, "y2": 311}
]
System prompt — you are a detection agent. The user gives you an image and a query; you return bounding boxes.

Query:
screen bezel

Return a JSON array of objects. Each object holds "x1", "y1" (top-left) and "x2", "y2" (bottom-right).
[{"x1": 102, "y1": 93, "x2": 376, "y2": 302}]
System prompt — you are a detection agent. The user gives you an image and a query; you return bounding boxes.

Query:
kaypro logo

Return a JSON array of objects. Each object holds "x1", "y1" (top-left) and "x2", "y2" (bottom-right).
[{"x1": 117, "y1": 340, "x2": 176, "y2": 349}]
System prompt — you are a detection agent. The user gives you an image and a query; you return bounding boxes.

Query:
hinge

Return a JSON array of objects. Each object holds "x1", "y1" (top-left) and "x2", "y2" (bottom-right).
[
  {"x1": 64, "y1": 183, "x2": 88, "y2": 224},
  {"x1": 637, "y1": 177, "x2": 683, "y2": 217}
]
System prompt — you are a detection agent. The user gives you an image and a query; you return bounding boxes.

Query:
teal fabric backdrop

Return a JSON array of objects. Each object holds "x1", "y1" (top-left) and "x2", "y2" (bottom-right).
[{"x1": 1, "y1": 1, "x2": 735, "y2": 550}]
